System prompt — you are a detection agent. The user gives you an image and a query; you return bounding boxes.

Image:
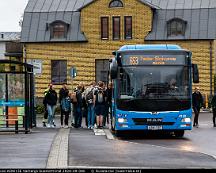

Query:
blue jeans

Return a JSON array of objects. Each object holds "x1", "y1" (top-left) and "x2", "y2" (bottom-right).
[
  {"x1": 47, "y1": 104, "x2": 56, "y2": 125},
  {"x1": 75, "y1": 106, "x2": 82, "y2": 128},
  {"x1": 87, "y1": 104, "x2": 95, "y2": 127}
]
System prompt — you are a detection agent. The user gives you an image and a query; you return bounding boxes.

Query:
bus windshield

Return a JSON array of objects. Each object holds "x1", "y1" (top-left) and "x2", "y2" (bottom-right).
[{"x1": 116, "y1": 65, "x2": 191, "y2": 111}]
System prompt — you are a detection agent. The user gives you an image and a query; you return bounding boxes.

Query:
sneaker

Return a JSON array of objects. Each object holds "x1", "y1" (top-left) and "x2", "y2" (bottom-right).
[
  {"x1": 53, "y1": 122, "x2": 56, "y2": 127},
  {"x1": 51, "y1": 125, "x2": 55, "y2": 128},
  {"x1": 47, "y1": 124, "x2": 51, "y2": 128},
  {"x1": 43, "y1": 122, "x2": 46, "y2": 127},
  {"x1": 64, "y1": 125, "x2": 69, "y2": 129},
  {"x1": 213, "y1": 124, "x2": 216, "y2": 127},
  {"x1": 61, "y1": 125, "x2": 64, "y2": 128}
]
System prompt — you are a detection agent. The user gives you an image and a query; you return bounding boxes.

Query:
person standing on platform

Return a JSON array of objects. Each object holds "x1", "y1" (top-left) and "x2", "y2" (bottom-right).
[
  {"x1": 60, "y1": 90, "x2": 71, "y2": 128},
  {"x1": 74, "y1": 84, "x2": 83, "y2": 128},
  {"x1": 85, "y1": 82, "x2": 95, "y2": 129},
  {"x1": 211, "y1": 94, "x2": 216, "y2": 127},
  {"x1": 192, "y1": 87, "x2": 203, "y2": 128},
  {"x1": 59, "y1": 83, "x2": 69, "y2": 128},
  {"x1": 104, "y1": 82, "x2": 113, "y2": 126},
  {"x1": 44, "y1": 84, "x2": 57, "y2": 128},
  {"x1": 42, "y1": 84, "x2": 50, "y2": 127},
  {"x1": 94, "y1": 81, "x2": 107, "y2": 129}
]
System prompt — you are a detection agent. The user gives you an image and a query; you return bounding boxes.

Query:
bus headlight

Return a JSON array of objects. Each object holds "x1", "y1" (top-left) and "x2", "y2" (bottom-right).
[
  {"x1": 181, "y1": 118, "x2": 191, "y2": 123},
  {"x1": 118, "y1": 118, "x2": 127, "y2": 123}
]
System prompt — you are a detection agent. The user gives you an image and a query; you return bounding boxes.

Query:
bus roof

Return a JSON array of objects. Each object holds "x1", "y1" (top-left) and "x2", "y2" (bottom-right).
[{"x1": 118, "y1": 44, "x2": 182, "y2": 51}]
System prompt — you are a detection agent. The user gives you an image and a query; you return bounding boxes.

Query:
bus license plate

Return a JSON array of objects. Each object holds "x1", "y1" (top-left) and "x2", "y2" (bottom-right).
[{"x1": 148, "y1": 125, "x2": 162, "y2": 130}]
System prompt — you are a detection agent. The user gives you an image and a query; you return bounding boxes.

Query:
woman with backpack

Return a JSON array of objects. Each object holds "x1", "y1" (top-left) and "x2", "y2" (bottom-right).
[
  {"x1": 94, "y1": 81, "x2": 107, "y2": 129},
  {"x1": 85, "y1": 81, "x2": 96, "y2": 129},
  {"x1": 60, "y1": 90, "x2": 71, "y2": 128}
]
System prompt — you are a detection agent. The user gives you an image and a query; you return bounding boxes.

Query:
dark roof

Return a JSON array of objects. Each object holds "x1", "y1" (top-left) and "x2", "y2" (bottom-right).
[
  {"x1": 0, "y1": 32, "x2": 20, "y2": 42},
  {"x1": 145, "y1": 8, "x2": 216, "y2": 40},
  {"x1": 143, "y1": 0, "x2": 216, "y2": 9},
  {"x1": 24, "y1": 0, "x2": 93, "y2": 12},
  {"x1": 21, "y1": 0, "x2": 89, "y2": 43},
  {"x1": 21, "y1": 0, "x2": 216, "y2": 42},
  {"x1": 21, "y1": 11, "x2": 87, "y2": 43}
]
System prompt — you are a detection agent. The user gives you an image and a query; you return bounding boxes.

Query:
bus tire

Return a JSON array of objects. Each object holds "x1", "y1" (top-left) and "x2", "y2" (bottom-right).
[
  {"x1": 115, "y1": 130, "x2": 122, "y2": 137},
  {"x1": 174, "y1": 130, "x2": 184, "y2": 138}
]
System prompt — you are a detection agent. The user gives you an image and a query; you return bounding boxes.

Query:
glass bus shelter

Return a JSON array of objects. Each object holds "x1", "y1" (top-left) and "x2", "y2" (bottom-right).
[{"x1": 0, "y1": 60, "x2": 34, "y2": 133}]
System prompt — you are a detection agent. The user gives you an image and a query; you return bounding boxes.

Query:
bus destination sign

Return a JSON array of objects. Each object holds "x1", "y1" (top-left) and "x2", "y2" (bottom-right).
[{"x1": 123, "y1": 55, "x2": 185, "y2": 65}]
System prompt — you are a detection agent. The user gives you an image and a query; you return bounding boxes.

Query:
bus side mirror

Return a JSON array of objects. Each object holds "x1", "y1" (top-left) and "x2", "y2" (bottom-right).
[
  {"x1": 192, "y1": 64, "x2": 199, "y2": 83},
  {"x1": 110, "y1": 59, "x2": 118, "y2": 79}
]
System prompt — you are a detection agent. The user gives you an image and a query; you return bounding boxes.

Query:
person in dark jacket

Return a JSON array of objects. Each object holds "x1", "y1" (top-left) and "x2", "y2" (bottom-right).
[
  {"x1": 59, "y1": 83, "x2": 69, "y2": 127},
  {"x1": 94, "y1": 81, "x2": 107, "y2": 129},
  {"x1": 60, "y1": 90, "x2": 71, "y2": 128},
  {"x1": 74, "y1": 84, "x2": 83, "y2": 128},
  {"x1": 44, "y1": 84, "x2": 58, "y2": 128},
  {"x1": 192, "y1": 87, "x2": 203, "y2": 128},
  {"x1": 42, "y1": 84, "x2": 50, "y2": 127},
  {"x1": 211, "y1": 94, "x2": 216, "y2": 127},
  {"x1": 104, "y1": 82, "x2": 113, "y2": 126}
]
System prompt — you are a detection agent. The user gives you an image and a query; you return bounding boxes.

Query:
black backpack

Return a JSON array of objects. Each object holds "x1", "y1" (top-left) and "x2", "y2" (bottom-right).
[{"x1": 97, "y1": 89, "x2": 104, "y2": 103}]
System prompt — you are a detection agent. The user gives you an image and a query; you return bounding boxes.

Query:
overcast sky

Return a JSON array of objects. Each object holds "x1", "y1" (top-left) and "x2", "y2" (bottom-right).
[{"x1": 0, "y1": 0, "x2": 29, "y2": 32}]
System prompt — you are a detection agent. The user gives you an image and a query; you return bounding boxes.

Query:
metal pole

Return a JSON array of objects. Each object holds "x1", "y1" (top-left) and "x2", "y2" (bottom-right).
[
  {"x1": 23, "y1": 44, "x2": 29, "y2": 133},
  {"x1": 5, "y1": 74, "x2": 8, "y2": 128},
  {"x1": 210, "y1": 41, "x2": 213, "y2": 97}
]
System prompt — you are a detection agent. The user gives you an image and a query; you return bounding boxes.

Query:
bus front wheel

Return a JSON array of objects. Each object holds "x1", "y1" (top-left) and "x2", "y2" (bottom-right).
[
  {"x1": 114, "y1": 130, "x2": 122, "y2": 137},
  {"x1": 174, "y1": 130, "x2": 184, "y2": 138}
]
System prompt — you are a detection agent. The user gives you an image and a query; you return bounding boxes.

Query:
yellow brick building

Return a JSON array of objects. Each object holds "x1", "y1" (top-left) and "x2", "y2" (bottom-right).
[{"x1": 21, "y1": 0, "x2": 216, "y2": 101}]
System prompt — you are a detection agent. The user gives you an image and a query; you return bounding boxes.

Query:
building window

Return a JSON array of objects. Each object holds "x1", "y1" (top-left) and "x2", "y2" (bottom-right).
[
  {"x1": 101, "y1": 17, "x2": 109, "y2": 39},
  {"x1": 113, "y1": 17, "x2": 120, "y2": 40},
  {"x1": 51, "y1": 60, "x2": 67, "y2": 84},
  {"x1": 51, "y1": 21, "x2": 67, "y2": 39},
  {"x1": 124, "y1": 16, "x2": 132, "y2": 39},
  {"x1": 167, "y1": 18, "x2": 187, "y2": 37},
  {"x1": 109, "y1": 0, "x2": 123, "y2": 8}
]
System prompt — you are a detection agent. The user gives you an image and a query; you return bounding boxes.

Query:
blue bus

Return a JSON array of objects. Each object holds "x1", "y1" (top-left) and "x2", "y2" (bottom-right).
[{"x1": 109, "y1": 44, "x2": 199, "y2": 137}]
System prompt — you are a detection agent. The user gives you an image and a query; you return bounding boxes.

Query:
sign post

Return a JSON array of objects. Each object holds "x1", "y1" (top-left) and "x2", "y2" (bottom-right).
[{"x1": 27, "y1": 59, "x2": 42, "y2": 75}]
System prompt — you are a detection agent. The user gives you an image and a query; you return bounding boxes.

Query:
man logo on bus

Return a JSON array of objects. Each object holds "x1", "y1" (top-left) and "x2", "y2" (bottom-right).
[{"x1": 152, "y1": 112, "x2": 158, "y2": 115}]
